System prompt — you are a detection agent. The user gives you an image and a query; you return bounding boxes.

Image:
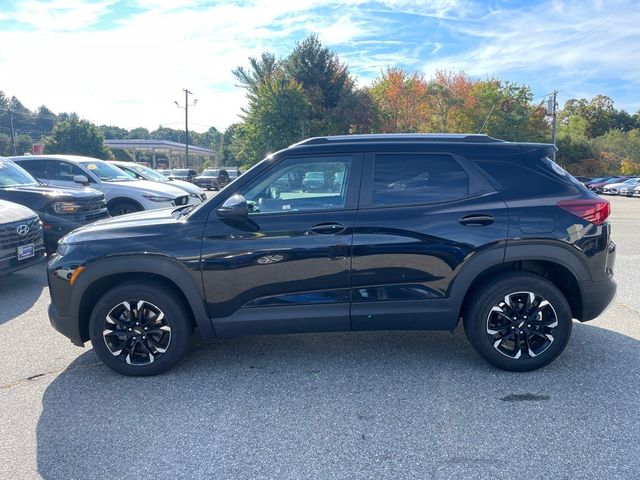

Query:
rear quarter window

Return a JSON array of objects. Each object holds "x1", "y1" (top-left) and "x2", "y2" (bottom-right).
[{"x1": 473, "y1": 157, "x2": 582, "y2": 197}]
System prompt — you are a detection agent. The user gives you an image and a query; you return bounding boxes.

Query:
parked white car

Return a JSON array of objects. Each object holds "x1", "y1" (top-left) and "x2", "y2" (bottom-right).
[
  {"x1": 602, "y1": 178, "x2": 640, "y2": 195},
  {"x1": 12, "y1": 155, "x2": 191, "y2": 216},
  {"x1": 108, "y1": 161, "x2": 206, "y2": 204}
]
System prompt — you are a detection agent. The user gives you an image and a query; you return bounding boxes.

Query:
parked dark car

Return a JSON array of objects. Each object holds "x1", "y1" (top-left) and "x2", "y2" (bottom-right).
[
  {"x1": 588, "y1": 177, "x2": 626, "y2": 193},
  {"x1": 0, "y1": 158, "x2": 108, "y2": 252},
  {"x1": 573, "y1": 176, "x2": 592, "y2": 184},
  {"x1": 47, "y1": 134, "x2": 616, "y2": 376},
  {"x1": 301, "y1": 171, "x2": 326, "y2": 192},
  {"x1": 168, "y1": 169, "x2": 197, "y2": 183},
  {"x1": 0, "y1": 199, "x2": 46, "y2": 275},
  {"x1": 194, "y1": 168, "x2": 240, "y2": 190}
]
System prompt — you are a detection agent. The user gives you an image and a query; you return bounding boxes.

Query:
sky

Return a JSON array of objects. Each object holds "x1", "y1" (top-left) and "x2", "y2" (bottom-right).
[{"x1": 0, "y1": 0, "x2": 638, "y2": 133}]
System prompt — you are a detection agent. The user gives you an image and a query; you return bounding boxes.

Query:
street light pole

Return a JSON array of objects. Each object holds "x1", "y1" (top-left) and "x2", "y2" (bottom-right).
[
  {"x1": 174, "y1": 89, "x2": 197, "y2": 168},
  {"x1": 8, "y1": 108, "x2": 17, "y2": 156}
]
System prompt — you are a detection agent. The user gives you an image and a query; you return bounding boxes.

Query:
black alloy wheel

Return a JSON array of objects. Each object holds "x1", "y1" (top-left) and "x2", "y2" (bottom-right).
[
  {"x1": 89, "y1": 281, "x2": 193, "y2": 376},
  {"x1": 464, "y1": 272, "x2": 572, "y2": 372},
  {"x1": 486, "y1": 291, "x2": 558, "y2": 360},
  {"x1": 108, "y1": 201, "x2": 143, "y2": 216},
  {"x1": 102, "y1": 300, "x2": 171, "y2": 365}
]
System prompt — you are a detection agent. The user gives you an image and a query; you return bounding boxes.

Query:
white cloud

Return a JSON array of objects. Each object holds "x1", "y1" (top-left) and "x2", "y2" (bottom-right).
[
  {"x1": 0, "y1": 0, "x2": 638, "y2": 136},
  {"x1": 423, "y1": 1, "x2": 640, "y2": 96},
  {"x1": 0, "y1": 0, "x2": 374, "y2": 132}
]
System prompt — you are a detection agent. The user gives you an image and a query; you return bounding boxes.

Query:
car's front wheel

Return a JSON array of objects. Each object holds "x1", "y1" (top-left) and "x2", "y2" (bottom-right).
[
  {"x1": 463, "y1": 272, "x2": 572, "y2": 372},
  {"x1": 108, "y1": 201, "x2": 143, "y2": 216},
  {"x1": 89, "y1": 281, "x2": 193, "y2": 376}
]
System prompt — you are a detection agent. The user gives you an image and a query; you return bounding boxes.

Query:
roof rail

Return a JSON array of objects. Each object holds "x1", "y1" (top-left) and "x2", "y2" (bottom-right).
[{"x1": 294, "y1": 133, "x2": 503, "y2": 146}]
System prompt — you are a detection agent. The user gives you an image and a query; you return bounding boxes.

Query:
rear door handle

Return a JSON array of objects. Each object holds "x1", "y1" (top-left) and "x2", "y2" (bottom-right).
[
  {"x1": 459, "y1": 214, "x2": 495, "y2": 226},
  {"x1": 309, "y1": 223, "x2": 347, "y2": 235}
]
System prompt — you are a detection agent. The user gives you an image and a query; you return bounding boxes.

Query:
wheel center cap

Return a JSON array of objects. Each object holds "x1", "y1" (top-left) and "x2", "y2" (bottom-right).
[
  {"x1": 134, "y1": 327, "x2": 144, "y2": 335},
  {"x1": 518, "y1": 321, "x2": 525, "y2": 329}
]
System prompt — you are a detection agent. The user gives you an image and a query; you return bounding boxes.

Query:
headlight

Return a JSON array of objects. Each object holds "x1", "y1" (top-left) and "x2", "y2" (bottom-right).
[
  {"x1": 52, "y1": 201, "x2": 82, "y2": 214},
  {"x1": 143, "y1": 194, "x2": 174, "y2": 202},
  {"x1": 56, "y1": 242, "x2": 73, "y2": 255}
]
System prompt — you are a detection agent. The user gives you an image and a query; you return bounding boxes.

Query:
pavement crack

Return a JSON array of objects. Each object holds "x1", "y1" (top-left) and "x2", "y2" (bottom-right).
[{"x1": 0, "y1": 361, "x2": 103, "y2": 391}]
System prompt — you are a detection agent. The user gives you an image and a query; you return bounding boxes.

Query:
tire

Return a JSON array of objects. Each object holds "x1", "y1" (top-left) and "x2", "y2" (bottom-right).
[
  {"x1": 89, "y1": 281, "x2": 193, "y2": 376},
  {"x1": 463, "y1": 272, "x2": 572, "y2": 372},
  {"x1": 108, "y1": 201, "x2": 143, "y2": 216}
]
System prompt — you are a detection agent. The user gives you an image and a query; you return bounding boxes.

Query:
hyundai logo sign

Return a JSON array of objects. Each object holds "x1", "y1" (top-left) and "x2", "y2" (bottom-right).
[{"x1": 16, "y1": 224, "x2": 29, "y2": 236}]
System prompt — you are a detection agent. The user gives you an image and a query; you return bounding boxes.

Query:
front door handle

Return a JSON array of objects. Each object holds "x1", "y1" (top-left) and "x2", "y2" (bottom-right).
[
  {"x1": 459, "y1": 214, "x2": 495, "y2": 226},
  {"x1": 309, "y1": 223, "x2": 347, "y2": 235}
]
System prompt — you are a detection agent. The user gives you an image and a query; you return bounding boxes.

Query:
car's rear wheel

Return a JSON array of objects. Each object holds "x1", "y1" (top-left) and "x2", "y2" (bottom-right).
[
  {"x1": 89, "y1": 281, "x2": 193, "y2": 376},
  {"x1": 108, "y1": 201, "x2": 143, "y2": 216},
  {"x1": 463, "y1": 272, "x2": 572, "y2": 372}
]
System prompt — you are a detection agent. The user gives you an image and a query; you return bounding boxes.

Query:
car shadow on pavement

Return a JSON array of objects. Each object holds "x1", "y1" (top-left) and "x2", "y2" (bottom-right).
[
  {"x1": 36, "y1": 323, "x2": 640, "y2": 480},
  {"x1": 0, "y1": 263, "x2": 47, "y2": 325}
]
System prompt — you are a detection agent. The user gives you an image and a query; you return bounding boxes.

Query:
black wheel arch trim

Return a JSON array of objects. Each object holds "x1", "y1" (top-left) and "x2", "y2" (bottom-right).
[
  {"x1": 449, "y1": 241, "x2": 589, "y2": 322},
  {"x1": 503, "y1": 242, "x2": 590, "y2": 281},
  {"x1": 106, "y1": 197, "x2": 144, "y2": 211},
  {"x1": 70, "y1": 254, "x2": 215, "y2": 342}
]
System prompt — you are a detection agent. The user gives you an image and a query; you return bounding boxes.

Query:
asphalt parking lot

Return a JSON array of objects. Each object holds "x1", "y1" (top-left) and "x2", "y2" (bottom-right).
[{"x1": 1, "y1": 196, "x2": 639, "y2": 479}]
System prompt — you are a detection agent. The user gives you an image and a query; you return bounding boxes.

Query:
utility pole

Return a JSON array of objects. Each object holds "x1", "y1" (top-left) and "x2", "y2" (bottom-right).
[
  {"x1": 547, "y1": 90, "x2": 559, "y2": 161},
  {"x1": 174, "y1": 89, "x2": 197, "y2": 167},
  {"x1": 8, "y1": 108, "x2": 17, "y2": 156}
]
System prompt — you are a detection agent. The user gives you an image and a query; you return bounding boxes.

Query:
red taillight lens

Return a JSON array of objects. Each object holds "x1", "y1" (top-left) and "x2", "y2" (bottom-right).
[{"x1": 557, "y1": 199, "x2": 611, "y2": 225}]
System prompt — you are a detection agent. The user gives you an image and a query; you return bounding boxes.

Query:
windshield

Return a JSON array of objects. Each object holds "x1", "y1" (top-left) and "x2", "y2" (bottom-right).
[
  {"x1": 172, "y1": 169, "x2": 189, "y2": 175},
  {"x1": 0, "y1": 159, "x2": 39, "y2": 187},
  {"x1": 79, "y1": 160, "x2": 132, "y2": 182},
  {"x1": 202, "y1": 169, "x2": 220, "y2": 176},
  {"x1": 124, "y1": 163, "x2": 168, "y2": 182}
]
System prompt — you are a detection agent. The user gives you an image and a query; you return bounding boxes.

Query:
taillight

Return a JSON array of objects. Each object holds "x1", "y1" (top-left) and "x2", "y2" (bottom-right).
[{"x1": 557, "y1": 199, "x2": 611, "y2": 225}]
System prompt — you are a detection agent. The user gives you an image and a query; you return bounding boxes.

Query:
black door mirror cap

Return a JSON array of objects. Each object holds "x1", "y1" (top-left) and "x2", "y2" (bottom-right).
[{"x1": 217, "y1": 194, "x2": 249, "y2": 218}]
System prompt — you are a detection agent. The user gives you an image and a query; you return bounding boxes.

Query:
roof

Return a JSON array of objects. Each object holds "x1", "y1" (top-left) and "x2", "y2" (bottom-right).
[
  {"x1": 295, "y1": 133, "x2": 503, "y2": 146},
  {"x1": 293, "y1": 133, "x2": 553, "y2": 149},
  {"x1": 10, "y1": 154, "x2": 110, "y2": 163}
]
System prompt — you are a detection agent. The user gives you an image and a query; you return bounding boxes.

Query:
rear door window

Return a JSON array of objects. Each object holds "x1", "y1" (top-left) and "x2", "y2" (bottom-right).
[{"x1": 371, "y1": 153, "x2": 469, "y2": 206}]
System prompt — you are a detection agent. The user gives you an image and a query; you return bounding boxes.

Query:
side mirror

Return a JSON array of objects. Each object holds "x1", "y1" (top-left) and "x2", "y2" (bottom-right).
[
  {"x1": 216, "y1": 194, "x2": 248, "y2": 218},
  {"x1": 73, "y1": 175, "x2": 89, "y2": 186}
]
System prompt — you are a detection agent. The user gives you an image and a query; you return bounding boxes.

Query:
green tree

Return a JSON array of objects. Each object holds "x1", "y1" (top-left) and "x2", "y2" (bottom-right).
[
  {"x1": 232, "y1": 52, "x2": 281, "y2": 105},
  {"x1": 592, "y1": 129, "x2": 640, "y2": 172},
  {"x1": 126, "y1": 127, "x2": 150, "y2": 139},
  {"x1": 232, "y1": 73, "x2": 307, "y2": 165},
  {"x1": 0, "y1": 133, "x2": 11, "y2": 156},
  {"x1": 100, "y1": 125, "x2": 129, "y2": 139},
  {"x1": 44, "y1": 114, "x2": 111, "y2": 159},
  {"x1": 284, "y1": 35, "x2": 355, "y2": 136},
  {"x1": 15, "y1": 133, "x2": 34, "y2": 155}
]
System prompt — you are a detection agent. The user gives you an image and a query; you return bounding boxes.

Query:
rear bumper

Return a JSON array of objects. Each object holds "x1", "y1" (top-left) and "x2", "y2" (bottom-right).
[{"x1": 579, "y1": 276, "x2": 617, "y2": 321}]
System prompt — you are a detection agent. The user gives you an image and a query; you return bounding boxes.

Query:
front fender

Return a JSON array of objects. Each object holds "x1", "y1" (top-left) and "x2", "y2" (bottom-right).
[{"x1": 70, "y1": 254, "x2": 214, "y2": 341}]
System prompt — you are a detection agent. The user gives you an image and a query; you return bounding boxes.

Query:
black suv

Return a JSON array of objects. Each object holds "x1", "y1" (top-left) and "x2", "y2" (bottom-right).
[
  {"x1": 194, "y1": 168, "x2": 240, "y2": 190},
  {"x1": 0, "y1": 157, "x2": 108, "y2": 252},
  {"x1": 168, "y1": 169, "x2": 197, "y2": 183},
  {"x1": 47, "y1": 134, "x2": 616, "y2": 376}
]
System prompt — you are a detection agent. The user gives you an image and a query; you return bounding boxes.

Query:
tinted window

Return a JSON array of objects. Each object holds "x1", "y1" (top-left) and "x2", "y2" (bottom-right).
[
  {"x1": 16, "y1": 159, "x2": 48, "y2": 179},
  {"x1": 243, "y1": 156, "x2": 351, "y2": 214},
  {"x1": 474, "y1": 157, "x2": 580, "y2": 197},
  {"x1": 372, "y1": 154, "x2": 468, "y2": 206},
  {"x1": 52, "y1": 161, "x2": 86, "y2": 181}
]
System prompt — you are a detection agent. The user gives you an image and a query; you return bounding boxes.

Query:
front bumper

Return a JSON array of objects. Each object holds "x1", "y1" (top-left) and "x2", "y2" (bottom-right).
[
  {"x1": 0, "y1": 249, "x2": 46, "y2": 276},
  {"x1": 41, "y1": 211, "x2": 109, "y2": 250}
]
